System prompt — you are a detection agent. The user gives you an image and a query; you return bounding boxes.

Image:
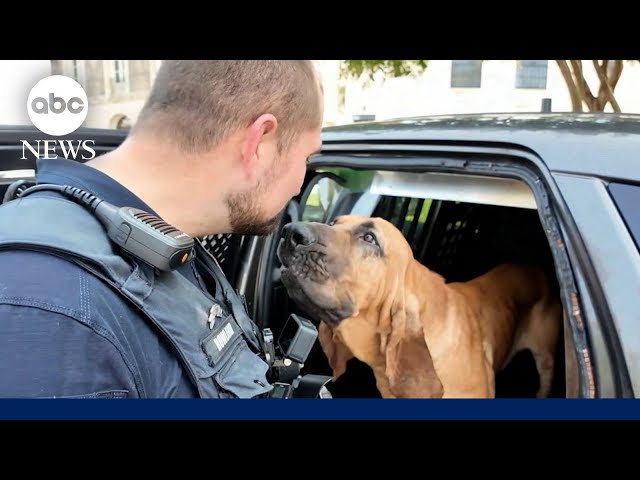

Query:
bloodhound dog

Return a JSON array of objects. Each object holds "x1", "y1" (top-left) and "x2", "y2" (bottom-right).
[{"x1": 277, "y1": 215, "x2": 562, "y2": 399}]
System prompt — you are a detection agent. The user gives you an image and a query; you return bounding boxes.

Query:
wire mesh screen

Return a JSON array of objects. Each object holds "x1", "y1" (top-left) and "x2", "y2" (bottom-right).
[
  {"x1": 199, "y1": 233, "x2": 243, "y2": 281},
  {"x1": 371, "y1": 195, "x2": 433, "y2": 259}
]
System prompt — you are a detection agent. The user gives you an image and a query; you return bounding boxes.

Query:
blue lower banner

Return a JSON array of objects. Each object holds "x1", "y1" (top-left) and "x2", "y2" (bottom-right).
[{"x1": 0, "y1": 398, "x2": 639, "y2": 420}]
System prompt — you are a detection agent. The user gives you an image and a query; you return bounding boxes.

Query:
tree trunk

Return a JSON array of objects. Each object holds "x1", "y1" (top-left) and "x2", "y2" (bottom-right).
[
  {"x1": 556, "y1": 60, "x2": 623, "y2": 113},
  {"x1": 556, "y1": 60, "x2": 583, "y2": 112},
  {"x1": 592, "y1": 60, "x2": 622, "y2": 112}
]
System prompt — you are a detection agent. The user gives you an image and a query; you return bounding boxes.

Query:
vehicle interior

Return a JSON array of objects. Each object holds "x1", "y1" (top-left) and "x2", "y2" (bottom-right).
[{"x1": 225, "y1": 165, "x2": 576, "y2": 399}]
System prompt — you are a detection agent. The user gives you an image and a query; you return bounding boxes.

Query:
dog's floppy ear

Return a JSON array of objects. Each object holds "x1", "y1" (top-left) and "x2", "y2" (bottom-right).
[
  {"x1": 318, "y1": 321, "x2": 354, "y2": 380},
  {"x1": 384, "y1": 288, "x2": 444, "y2": 399}
]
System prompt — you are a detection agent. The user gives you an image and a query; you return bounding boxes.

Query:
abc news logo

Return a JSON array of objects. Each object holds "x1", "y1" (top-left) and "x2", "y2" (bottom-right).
[
  {"x1": 31, "y1": 93, "x2": 85, "y2": 115},
  {"x1": 21, "y1": 75, "x2": 96, "y2": 161}
]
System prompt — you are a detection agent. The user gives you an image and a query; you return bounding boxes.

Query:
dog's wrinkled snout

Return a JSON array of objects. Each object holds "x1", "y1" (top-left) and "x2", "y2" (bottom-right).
[{"x1": 282, "y1": 222, "x2": 317, "y2": 249}]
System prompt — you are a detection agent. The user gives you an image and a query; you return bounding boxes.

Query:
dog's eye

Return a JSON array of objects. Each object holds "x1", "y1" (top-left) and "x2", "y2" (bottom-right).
[{"x1": 362, "y1": 232, "x2": 377, "y2": 244}]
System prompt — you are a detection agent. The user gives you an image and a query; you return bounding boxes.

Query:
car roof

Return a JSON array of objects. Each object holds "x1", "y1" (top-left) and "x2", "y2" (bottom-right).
[
  {"x1": 322, "y1": 112, "x2": 640, "y2": 140},
  {"x1": 320, "y1": 112, "x2": 640, "y2": 182}
]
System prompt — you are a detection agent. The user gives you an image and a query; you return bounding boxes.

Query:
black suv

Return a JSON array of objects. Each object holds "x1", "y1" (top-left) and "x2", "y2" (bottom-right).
[{"x1": 2, "y1": 112, "x2": 638, "y2": 399}]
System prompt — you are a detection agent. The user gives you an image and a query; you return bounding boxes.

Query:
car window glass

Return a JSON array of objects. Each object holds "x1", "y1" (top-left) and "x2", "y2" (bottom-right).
[
  {"x1": 301, "y1": 176, "x2": 344, "y2": 223},
  {"x1": 608, "y1": 182, "x2": 640, "y2": 253}
]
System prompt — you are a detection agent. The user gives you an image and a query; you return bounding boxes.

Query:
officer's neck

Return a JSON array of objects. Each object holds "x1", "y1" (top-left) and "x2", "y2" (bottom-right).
[{"x1": 85, "y1": 134, "x2": 239, "y2": 238}]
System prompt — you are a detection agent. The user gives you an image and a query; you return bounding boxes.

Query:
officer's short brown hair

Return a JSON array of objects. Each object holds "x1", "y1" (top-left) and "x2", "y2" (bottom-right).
[{"x1": 132, "y1": 60, "x2": 323, "y2": 154}]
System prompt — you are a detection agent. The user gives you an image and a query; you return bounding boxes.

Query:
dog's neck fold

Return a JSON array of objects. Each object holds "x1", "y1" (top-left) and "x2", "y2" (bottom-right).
[{"x1": 406, "y1": 259, "x2": 452, "y2": 336}]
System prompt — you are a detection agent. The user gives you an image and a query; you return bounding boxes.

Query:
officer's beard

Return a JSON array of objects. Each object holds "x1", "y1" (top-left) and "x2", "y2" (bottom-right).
[
  {"x1": 225, "y1": 164, "x2": 281, "y2": 236},
  {"x1": 225, "y1": 148, "x2": 290, "y2": 236},
  {"x1": 226, "y1": 190, "x2": 280, "y2": 236}
]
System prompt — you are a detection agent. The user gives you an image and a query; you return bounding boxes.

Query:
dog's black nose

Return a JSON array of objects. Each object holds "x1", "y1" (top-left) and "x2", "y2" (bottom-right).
[{"x1": 282, "y1": 222, "x2": 317, "y2": 249}]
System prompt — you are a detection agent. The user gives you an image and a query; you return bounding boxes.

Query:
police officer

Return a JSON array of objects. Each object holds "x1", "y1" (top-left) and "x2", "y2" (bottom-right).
[{"x1": 0, "y1": 60, "x2": 324, "y2": 398}]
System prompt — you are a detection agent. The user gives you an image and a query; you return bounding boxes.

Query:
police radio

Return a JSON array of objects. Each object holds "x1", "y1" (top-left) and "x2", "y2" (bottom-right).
[{"x1": 8, "y1": 181, "x2": 195, "y2": 272}]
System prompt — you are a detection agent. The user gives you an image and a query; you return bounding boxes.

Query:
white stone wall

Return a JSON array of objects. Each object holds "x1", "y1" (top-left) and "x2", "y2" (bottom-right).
[{"x1": 337, "y1": 60, "x2": 640, "y2": 122}]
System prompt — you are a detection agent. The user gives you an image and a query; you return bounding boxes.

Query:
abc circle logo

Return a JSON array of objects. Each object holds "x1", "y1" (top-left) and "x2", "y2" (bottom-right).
[{"x1": 27, "y1": 75, "x2": 88, "y2": 136}]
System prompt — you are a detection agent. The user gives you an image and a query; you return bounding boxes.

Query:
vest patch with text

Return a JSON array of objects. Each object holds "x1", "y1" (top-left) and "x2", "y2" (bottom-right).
[{"x1": 202, "y1": 315, "x2": 243, "y2": 366}]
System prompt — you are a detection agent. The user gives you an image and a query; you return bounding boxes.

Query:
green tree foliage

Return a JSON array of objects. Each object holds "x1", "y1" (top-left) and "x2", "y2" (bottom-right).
[{"x1": 340, "y1": 60, "x2": 428, "y2": 82}]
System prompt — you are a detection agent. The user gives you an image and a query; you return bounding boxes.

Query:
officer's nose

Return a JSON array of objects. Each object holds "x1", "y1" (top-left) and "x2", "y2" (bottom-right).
[{"x1": 282, "y1": 222, "x2": 317, "y2": 249}]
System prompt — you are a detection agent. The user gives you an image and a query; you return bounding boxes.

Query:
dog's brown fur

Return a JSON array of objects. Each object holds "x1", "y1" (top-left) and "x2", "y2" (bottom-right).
[{"x1": 278, "y1": 215, "x2": 563, "y2": 399}]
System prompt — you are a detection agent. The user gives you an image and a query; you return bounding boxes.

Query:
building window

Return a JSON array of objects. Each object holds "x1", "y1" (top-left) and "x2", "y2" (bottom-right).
[
  {"x1": 516, "y1": 60, "x2": 548, "y2": 89},
  {"x1": 450, "y1": 60, "x2": 482, "y2": 88},
  {"x1": 114, "y1": 60, "x2": 126, "y2": 83},
  {"x1": 50, "y1": 60, "x2": 63, "y2": 75}
]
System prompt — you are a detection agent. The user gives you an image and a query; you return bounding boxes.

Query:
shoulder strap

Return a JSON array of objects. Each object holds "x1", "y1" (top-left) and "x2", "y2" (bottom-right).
[
  {"x1": 192, "y1": 240, "x2": 262, "y2": 352},
  {"x1": 0, "y1": 194, "x2": 132, "y2": 282}
]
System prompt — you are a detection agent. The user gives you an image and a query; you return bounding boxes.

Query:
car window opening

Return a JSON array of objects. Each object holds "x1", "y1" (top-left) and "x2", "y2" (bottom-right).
[{"x1": 268, "y1": 163, "x2": 587, "y2": 400}]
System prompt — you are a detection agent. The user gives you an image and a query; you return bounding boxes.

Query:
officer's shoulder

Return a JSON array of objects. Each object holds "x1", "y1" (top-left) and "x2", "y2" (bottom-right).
[
  {"x1": 0, "y1": 248, "x2": 125, "y2": 324},
  {"x1": 0, "y1": 247, "x2": 88, "y2": 280}
]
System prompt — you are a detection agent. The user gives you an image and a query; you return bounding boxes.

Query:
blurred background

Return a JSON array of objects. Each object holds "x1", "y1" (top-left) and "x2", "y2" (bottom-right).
[{"x1": 2, "y1": 60, "x2": 639, "y2": 129}]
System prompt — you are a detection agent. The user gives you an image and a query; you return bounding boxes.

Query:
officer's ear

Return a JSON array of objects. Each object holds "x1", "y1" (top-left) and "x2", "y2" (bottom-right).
[{"x1": 241, "y1": 114, "x2": 278, "y2": 179}]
